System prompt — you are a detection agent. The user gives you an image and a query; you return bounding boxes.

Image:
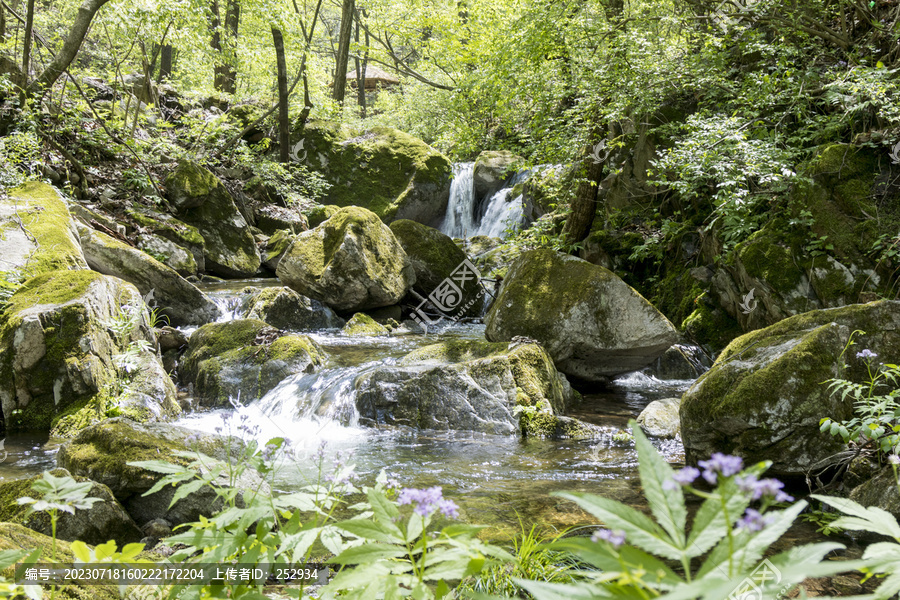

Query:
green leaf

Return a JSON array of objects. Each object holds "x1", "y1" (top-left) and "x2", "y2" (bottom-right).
[
  {"x1": 552, "y1": 491, "x2": 682, "y2": 560},
  {"x1": 330, "y1": 543, "x2": 404, "y2": 565},
  {"x1": 337, "y1": 519, "x2": 405, "y2": 544},
  {"x1": 685, "y1": 476, "x2": 752, "y2": 558},
  {"x1": 631, "y1": 420, "x2": 686, "y2": 548},
  {"x1": 168, "y1": 479, "x2": 206, "y2": 509},
  {"x1": 514, "y1": 578, "x2": 613, "y2": 599}
]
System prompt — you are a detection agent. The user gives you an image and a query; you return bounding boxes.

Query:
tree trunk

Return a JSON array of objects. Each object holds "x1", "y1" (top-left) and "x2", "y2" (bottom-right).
[
  {"x1": 221, "y1": 0, "x2": 239, "y2": 93},
  {"x1": 158, "y1": 44, "x2": 173, "y2": 82},
  {"x1": 562, "y1": 131, "x2": 606, "y2": 245},
  {"x1": 332, "y1": 0, "x2": 355, "y2": 103},
  {"x1": 21, "y1": 0, "x2": 34, "y2": 86},
  {"x1": 272, "y1": 26, "x2": 289, "y2": 163},
  {"x1": 27, "y1": 0, "x2": 113, "y2": 98},
  {"x1": 354, "y1": 9, "x2": 368, "y2": 117}
]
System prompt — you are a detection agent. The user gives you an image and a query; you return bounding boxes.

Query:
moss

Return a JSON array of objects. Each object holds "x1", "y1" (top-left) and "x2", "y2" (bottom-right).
[
  {"x1": 165, "y1": 159, "x2": 219, "y2": 201},
  {"x1": 265, "y1": 229, "x2": 294, "y2": 262},
  {"x1": 342, "y1": 313, "x2": 389, "y2": 336},
  {"x1": 734, "y1": 229, "x2": 804, "y2": 293},
  {"x1": 402, "y1": 340, "x2": 507, "y2": 364},
  {"x1": 682, "y1": 300, "x2": 742, "y2": 352},
  {"x1": 183, "y1": 319, "x2": 270, "y2": 369},
  {"x1": 4, "y1": 182, "x2": 86, "y2": 277},
  {"x1": 127, "y1": 208, "x2": 205, "y2": 249},
  {"x1": 292, "y1": 121, "x2": 451, "y2": 221},
  {"x1": 268, "y1": 335, "x2": 325, "y2": 365},
  {"x1": 305, "y1": 205, "x2": 341, "y2": 228},
  {"x1": 3, "y1": 270, "x2": 101, "y2": 317}
]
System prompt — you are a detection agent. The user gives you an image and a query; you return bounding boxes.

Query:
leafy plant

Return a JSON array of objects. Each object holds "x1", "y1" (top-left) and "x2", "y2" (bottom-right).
[
  {"x1": 821, "y1": 331, "x2": 900, "y2": 455},
  {"x1": 509, "y1": 421, "x2": 857, "y2": 599}
]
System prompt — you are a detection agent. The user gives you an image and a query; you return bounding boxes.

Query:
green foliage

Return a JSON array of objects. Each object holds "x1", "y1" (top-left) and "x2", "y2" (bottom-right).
[
  {"x1": 0, "y1": 131, "x2": 41, "y2": 192},
  {"x1": 821, "y1": 331, "x2": 900, "y2": 454}
]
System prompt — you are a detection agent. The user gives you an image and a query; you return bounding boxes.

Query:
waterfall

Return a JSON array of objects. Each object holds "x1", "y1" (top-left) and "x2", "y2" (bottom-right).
[
  {"x1": 440, "y1": 163, "x2": 528, "y2": 239},
  {"x1": 441, "y1": 163, "x2": 477, "y2": 238}
]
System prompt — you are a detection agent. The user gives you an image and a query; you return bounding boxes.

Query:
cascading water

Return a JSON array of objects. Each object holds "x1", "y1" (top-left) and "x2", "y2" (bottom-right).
[{"x1": 440, "y1": 163, "x2": 528, "y2": 239}]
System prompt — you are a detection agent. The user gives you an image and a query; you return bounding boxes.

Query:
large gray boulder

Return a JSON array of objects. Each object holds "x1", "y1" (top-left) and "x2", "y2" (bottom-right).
[
  {"x1": 128, "y1": 206, "x2": 206, "y2": 272},
  {"x1": 276, "y1": 207, "x2": 415, "y2": 312},
  {"x1": 0, "y1": 469, "x2": 142, "y2": 545},
  {"x1": 56, "y1": 418, "x2": 259, "y2": 527},
  {"x1": 241, "y1": 287, "x2": 344, "y2": 330},
  {"x1": 180, "y1": 319, "x2": 325, "y2": 406},
  {"x1": 389, "y1": 219, "x2": 485, "y2": 317},
  {"x1": 0, "y1": 182, "x2": 87, "y2": 277},
  {"x1": 0, "y1": 270, "x2": 179, "y2": 435},
  {"x1": 681, "y1": 301, "x2": 900, "y2": 477},
  {"x1": 485, "y1": 249, "x2": 678, "y2": 381},
  {"x1": 136, "y1": 232, "x2": 198, "y2": 276},
  {"x1": 165, "y1": 160, "x2": 261, "y2": 277},
  {"x1": 78, "y1": 226, "x2": 220, "y2": 326},
  {"x1": 355, "y1": 340, "x2": 588, "y2": 437}
]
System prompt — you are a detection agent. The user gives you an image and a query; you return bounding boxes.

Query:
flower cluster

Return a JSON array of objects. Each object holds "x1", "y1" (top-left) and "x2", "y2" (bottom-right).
[
  {"x1": 856, "y1": 349, "x2": 878, "y2": 360},
  {"x1": 591, "y1": 528, "x2": 626, "y2": 548},
  {"x1": 397, "y1": 486, "x2": 459, "y2": 518},
  {"x1": 698, "y1": 453, "x2": 744, "y2": 484},
  {"x1": 735, "y1": 474, "x2": 793, "y2": 503},
  {"x1": 736, "y1": 508, "x2": 775, "y2": 532}
]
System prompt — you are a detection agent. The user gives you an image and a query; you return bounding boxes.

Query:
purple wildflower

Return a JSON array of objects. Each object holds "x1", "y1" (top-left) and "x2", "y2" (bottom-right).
[
  {"x1": 397, "y1": 486, "x2": 458, "y2": 519},
  {"x1": 736, "y1": 474, "x2": 793, "y2": 502},
  {"x1": 315, "y1": 440, "x2": 327, "y2": 462},
  {"x1": 889, "y1": 454, "x2": 900, "y2": 465},
  {"x1": 698, "y1": 453, "x2": 744, "y2": 484},
  {"x1": 664, "y1": 466, "x2": 701, "y2": 490},
  {"x1": 591, "y1": 528, "x2": 626, "y2": 548},
  {"x1": 856, "y1": 349, "x2": 878, "y2": 360},
  {"x1": 736, "y1": 508, "x2": 775, "y2": 532}
]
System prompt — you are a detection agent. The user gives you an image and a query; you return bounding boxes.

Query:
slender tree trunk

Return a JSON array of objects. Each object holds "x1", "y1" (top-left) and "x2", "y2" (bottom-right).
[
  {"x1": 332, "y1": 0, "x2": 355, "y2": 103},
  {"x1": 21, "y1": 0, "x2": 33, "y2": 86},
  {"x1": 272, "y1": 26, "x2": 289, "y2": 163},
  {"x1": 158, "y1": 44, "x2": 173, "y2": 82},
  {"x1": 562, "y1": 130, "x2": 606, "y2": 245},
  {"x1": 1, "y1": 4, "x2": 7, "y2": 40},
  {"x1": 221, "y1": 0, "x2": 239, "y2": 93},
  {"x1": 27, "y1": 0, "x2": 113, "y2": 98},
  {"x1": 354, "y1": 10, "x2": 368, "y2": 117}
]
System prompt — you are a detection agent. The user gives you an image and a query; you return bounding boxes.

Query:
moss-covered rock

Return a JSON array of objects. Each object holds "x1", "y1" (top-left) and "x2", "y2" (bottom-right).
[
  {"x1": 165, "y1": 160, "x2": 261, "y2": 277},
  {"x1": 241, "y1": 286, "x2": 343, "y2": 330},
  {"x1": 342, "y1": 313, "x2": 388, "y2": 336},
  {"x1": 127, "y1": 206, "x2": 206, "y2": 272},
  {"x1": 276, "y1": 206, "x2": 415, "y2": 312},
  {"x1": 473, "y1": 150, "x2": 522, "y2": 201},
  {"x1": 261, "y1": 229, "x2": 293, "y2": 271},
  {"x1": 849, "y1": 464, "x2": 900, "y2": 519},
  {"x1": 0, "y1": 271, "x2": 177, "y2": 434},
  {"x1": 291, "y1": 121, "x2": 452, "y2": 226},
  {"x1": 389, "y1": 219, "x2": 485, "y2": 316},
  {"x1": 355, "y1": 340, "x2": 584, "y2": 436},
  {"x1": 305, "y1": 204, "x2": 341, "y2": 228},
  {"x1": 135, "y1": 231, "x2": 198, "y2": 276},
  {"x1": 681, "y1": 300, "x2": 900, "y2": 477},
  {"x1": 56, "y1": 417, "x2": 254, "y2": 526},
  {"x1": 485, "y1": 249, "x2": 678, "y2": 382},
  {"x1": 0, "y1": 469, "x2": 142, "y2": 545},
  {"x1": 708, "y1": 144, "x2": 897, "y2": 333},
  {"x1": 180, "y1": 319, "x2": 325, "y2": 406},
  {"x1": 253, "y1": 204, "x2": 307, "y2": 235},
  {"x1": 0, "y1": 182, "x2": 87, "y2": 279},
  {"x1": 78, "y1": 226, "x2": 220, "y2": 326}
]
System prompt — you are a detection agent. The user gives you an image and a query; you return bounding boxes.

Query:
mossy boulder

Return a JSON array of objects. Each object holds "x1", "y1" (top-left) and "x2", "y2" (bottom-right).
[
  {"x1": 291, "y1": 121, "x2": 452, "y2": 226},
  {"x1": 389, "y1": 219, "x2": 485, "y2": 317},
  {"x1": 849, "y1": 465, "x2": 900, "y2": 519},
  {"x1": 276, "y1": 206, "x2": 415, "y2": 312},
  {"x1": 166, "y1": 160, "x2": 261, "y2": 277},
  {"x1": 261, "y1": 229, "x2": 293, "y2": 271},
  {"x1": 180, "y1": 319, "x2": 325, "y2": 406},
  {"x1": 241, "y1": 286, "x2": 344, "y2": 330},
  {"x1": 354, "y1": 340, "x2": 583, "y2": 436},
  {"x1": 681, "y1": 300, "x2": 900, "y2": 477},
  {"x1": 306, "y1": 204, "x2": 341, "y2": 228},
  {"x1": 342, "y1": 313, "x2": 388, "y2": 336},
  {"x1": 473, "y1": 150, "x2": 522, "y2": 201},
  {"x1": 0, "y1": 469, "x2": 142, "y2": 545},
  {"x1": 0, "y1": 271, "x2": 177, "y2": 434},
  {"x1": 708, "y1": 144, "x2": 895, "y2": 333},
  {"x1": 78, "y1": 226, "x2": 220, "y2": 326},
  {"x1": 56, "y1": 417, "x2": 253, "y2": 526},
  {"x1": 485, "y1": 249, "x2": 678, "y2": 382},
  {"x1": 135, "y1": 231, "x2": 198, "y2": 276},
  {"x1": 0, "y1": 181, "x2": 87, "y2": 278},
  {"x1": 127, "y1": 206, "x2": 206, "y2": 272},
  {"x1": 254, "y1": 204, "x2": 307, "y2": 235}
]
